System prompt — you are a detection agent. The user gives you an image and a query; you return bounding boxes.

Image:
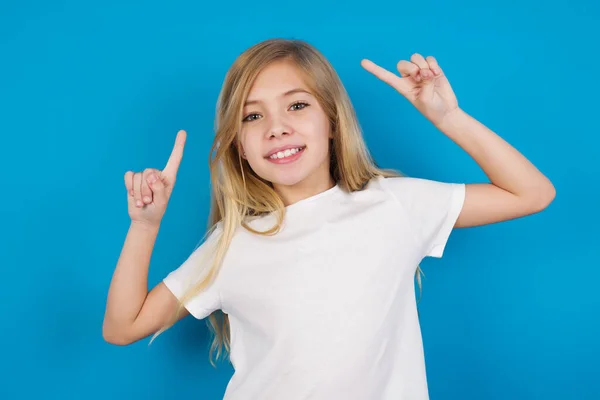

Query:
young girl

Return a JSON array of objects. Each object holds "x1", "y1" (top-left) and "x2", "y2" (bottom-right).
[{"x1": 103, "y1": 38, "x2": 555, "y2": 399}]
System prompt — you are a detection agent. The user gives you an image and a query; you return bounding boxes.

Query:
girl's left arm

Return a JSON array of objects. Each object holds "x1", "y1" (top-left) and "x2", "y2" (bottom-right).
[
  {"x1": 361, "y1": 54, "x2": 555, "y2": 228},
  {"x1": 436, "y1": 108, "x2": 555, "y2": 228}
]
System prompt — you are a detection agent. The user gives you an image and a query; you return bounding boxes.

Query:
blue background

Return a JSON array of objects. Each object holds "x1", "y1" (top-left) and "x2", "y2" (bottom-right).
[{"x1": 1, "y1": 0, "x2": 598, "y2": 399}]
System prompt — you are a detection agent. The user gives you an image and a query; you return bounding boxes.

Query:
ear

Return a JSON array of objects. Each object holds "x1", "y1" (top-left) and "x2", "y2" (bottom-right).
[{"x1": 233, "y1": 137, "x2": 246, "y2": 159}]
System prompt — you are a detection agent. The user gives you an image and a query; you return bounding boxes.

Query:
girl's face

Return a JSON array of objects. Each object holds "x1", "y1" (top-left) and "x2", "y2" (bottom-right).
[{"x1": 238, "y1": 60, "x2": 334, "y2": 204}]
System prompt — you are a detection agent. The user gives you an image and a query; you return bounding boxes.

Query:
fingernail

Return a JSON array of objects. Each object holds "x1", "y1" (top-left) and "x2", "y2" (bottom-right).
[
  {"x1": 148, "y1": 174, "x2": 157, "y2": 183},
  {"x1": 143, "y1": 196, "x2": 151, "y2": 203},
  {"x1": 136, "y1": 200, "x2": 143, "y2": 207}
]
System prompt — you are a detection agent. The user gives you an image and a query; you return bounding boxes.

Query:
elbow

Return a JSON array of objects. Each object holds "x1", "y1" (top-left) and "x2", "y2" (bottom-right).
[
  {"x1": 103, "y1": 334, "x2": 133, "y2": 346},
  {"x1": 102, "y1": 321, "x2": 134, "y2": 346},
  {"x1": 529, "y1": 181, "x2": 556, "y2": 213}
]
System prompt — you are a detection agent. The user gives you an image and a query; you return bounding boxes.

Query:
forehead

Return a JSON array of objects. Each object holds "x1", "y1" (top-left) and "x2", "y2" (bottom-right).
[{"x1": 246, "y1": 60, "x2": 310, "y2": 99}]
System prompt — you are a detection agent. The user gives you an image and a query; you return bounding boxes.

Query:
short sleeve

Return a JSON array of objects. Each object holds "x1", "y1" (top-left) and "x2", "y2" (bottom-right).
[
  {"x1": 162, "y1": 226, "x2": 224, "y2": 319},
  {"x1": 381, "y1": 176, "x2": 466, "y2": 258}
]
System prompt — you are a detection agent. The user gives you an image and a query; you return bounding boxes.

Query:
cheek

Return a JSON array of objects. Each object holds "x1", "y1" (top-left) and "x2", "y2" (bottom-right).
[
  {"x1": 239, "y1": 129, "x2": 259, "y2": 155},
  {"x1": 305, "y1": 114, "x2": 332, "y2": 147}
]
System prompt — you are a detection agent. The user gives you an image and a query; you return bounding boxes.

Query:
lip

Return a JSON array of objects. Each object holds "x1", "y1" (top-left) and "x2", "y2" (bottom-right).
[
  {"x1": 264, "y1": 144, "x2": 306, "y2": 158},
  {"x1": 266, "y1": 146, "x2": 305, "y2": 165}
]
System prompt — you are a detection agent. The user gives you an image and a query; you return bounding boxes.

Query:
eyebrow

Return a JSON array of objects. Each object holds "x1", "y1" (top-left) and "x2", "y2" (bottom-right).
[{"x1": 244, "y1": 88, "x2": 312, "y2": 106}]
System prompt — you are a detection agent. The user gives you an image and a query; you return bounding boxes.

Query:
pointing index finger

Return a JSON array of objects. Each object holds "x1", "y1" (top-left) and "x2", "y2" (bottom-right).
[
  {"x1": 360, "y1": 59, "x2": 411, "y2": 95},
  {"x1": 163, "y1": 130, "x2": 187, "y2": 179}
]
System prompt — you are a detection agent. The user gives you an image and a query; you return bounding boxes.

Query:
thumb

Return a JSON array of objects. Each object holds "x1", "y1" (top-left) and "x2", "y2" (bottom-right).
[
  {"x1": 418, "y1": 75, "x2": 436, "y2": 105},
  {"x1": 147, "y1": 173, "x2": 167, "y2": 202}
]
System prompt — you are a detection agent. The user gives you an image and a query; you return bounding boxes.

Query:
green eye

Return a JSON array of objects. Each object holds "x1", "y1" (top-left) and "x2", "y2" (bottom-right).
[
  {"x1": 243, "y1": 113, "x2": 261, "y2": 122},
  {"x1": 290, "y1": 102, "x2": 309, "y2": 111}
]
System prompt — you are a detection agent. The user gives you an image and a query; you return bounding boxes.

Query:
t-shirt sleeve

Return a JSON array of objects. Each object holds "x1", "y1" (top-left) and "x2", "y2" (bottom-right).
[
  {"x1": 381, "y1": 176, "x2": 466, "y2": 258},
  {"x1": 162, "y1": 226, "x2": 223, "y2": 319}
]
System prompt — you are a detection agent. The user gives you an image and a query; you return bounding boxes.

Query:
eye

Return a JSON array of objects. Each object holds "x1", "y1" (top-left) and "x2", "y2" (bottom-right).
[
  {"x1": 242, "y1": 113, "x2": 261, "y2": 123},
  {"x1": 289, "y1": 101, "x2": 309, "y2": 111}
]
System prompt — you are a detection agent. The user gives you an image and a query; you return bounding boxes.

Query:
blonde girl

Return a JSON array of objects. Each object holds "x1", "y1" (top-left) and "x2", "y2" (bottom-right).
[{"x1": 103, "y1": 38, "x2": 555, "y2": 399}]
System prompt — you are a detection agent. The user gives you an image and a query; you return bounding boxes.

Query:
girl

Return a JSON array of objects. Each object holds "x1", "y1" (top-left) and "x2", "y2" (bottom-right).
[{"x1": 103, "y1": 38, "x2": 555, "y2": 399}]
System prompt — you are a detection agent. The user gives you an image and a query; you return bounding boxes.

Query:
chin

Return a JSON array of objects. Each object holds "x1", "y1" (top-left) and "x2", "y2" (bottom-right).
[{"x1": 263, "y1": 172, "x2": 307, "y2": 188}]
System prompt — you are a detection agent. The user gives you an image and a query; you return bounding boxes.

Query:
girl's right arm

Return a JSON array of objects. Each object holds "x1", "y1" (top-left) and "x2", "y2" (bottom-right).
[
  {"x1": 102, "y1": 130, "x2": 188, "y2": 345},
  {"x1": 102, "y1": 221, "x2": 187, "y2": 345}
]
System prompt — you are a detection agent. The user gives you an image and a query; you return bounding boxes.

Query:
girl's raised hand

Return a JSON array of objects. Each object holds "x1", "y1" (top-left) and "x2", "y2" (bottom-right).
[
  {"x1": 124, "y1": 130, "x2": 187, "y2": 228},
  {"x1": 361, "y1": 54, "x2": 459, "y2": 127}
]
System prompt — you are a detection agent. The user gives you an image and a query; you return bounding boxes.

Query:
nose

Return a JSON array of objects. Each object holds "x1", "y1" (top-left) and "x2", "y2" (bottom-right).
[{"x1": 267, "y1": 114, "x2": 292, "y2": 139}]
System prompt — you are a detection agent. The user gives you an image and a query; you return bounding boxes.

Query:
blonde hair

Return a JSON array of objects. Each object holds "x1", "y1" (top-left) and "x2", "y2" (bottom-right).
[{"x1": 152, "y1": 38, "x2": 424, "y2": 365}]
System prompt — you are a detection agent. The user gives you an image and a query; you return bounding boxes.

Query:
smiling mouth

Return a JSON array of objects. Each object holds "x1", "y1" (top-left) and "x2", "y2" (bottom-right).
[
  {"x1": 265, "y1": 146, "x2": 306, "y2": 160},
  {"x1": 264, "y1": 146, "x2": 307, "y2": 164}
]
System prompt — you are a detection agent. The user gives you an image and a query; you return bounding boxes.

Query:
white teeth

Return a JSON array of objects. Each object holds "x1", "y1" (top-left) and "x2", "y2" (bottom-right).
[{"x1": 269, "y1": 147, "x2": 303, "y2": 159}]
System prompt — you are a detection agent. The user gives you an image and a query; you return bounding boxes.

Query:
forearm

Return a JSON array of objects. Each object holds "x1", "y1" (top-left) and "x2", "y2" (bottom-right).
[
  {"x1": 104, "y1": 222, "x2": 159, "y2": 332},
  {"x1": 437, "y1": 108, "x2": 555, "y2": 202}
]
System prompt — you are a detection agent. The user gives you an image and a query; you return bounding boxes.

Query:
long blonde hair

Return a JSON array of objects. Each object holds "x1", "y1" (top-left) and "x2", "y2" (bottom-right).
[{"x1": 153, "y1": 38, "x2": 424, "y2": 365}]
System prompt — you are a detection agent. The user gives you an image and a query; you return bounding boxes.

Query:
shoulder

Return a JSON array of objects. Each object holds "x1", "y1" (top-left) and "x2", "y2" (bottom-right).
[
  {"x1": 372, "y1": 175, "x2": 466, "y2": 258},
  {"x1": 375, "y1": 174, "x2": 464, "y2": 202},
  {"x1": 376, "y1": 174, "x2": 454, "y2": 191},
  {"x1": 373, "y1": 174, "x2": 466, "y2": 228}
]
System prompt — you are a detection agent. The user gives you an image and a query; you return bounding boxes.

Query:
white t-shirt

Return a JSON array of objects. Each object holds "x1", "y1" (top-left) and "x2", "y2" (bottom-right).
[{"x1": 163, "y1": 175, "x2": 466, "y2": 400}]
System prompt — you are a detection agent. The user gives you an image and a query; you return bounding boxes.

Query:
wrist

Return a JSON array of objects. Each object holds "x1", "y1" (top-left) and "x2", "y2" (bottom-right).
[
  {"x1": 435, "y1": 107, "x2": 469, "y2": 135},
  {"x1": 130, "y1": 220, "x2": 160, "y2": 234}
]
